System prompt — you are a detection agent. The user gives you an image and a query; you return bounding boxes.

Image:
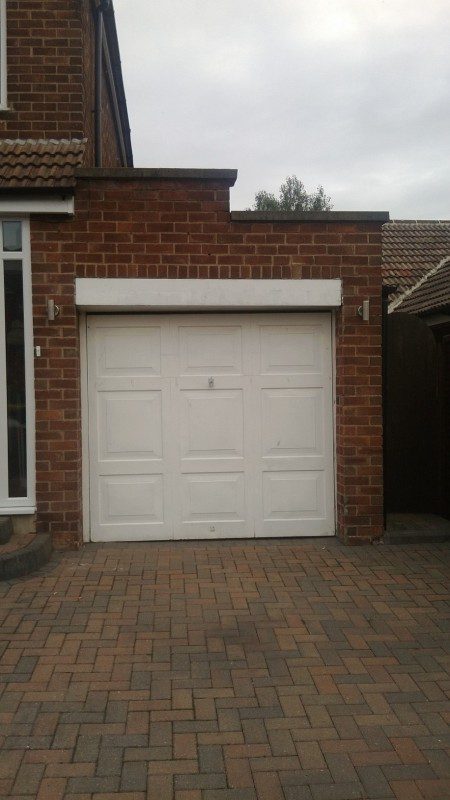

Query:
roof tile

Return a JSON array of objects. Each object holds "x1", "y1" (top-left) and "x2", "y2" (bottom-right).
[
  {"x1": 0, "y1": 138, "x2": 87, "y2": 189},
  {"x1": 382, "y1": 220, "x2": 450, "y2": 300},
  {"x1": 394, "y1": 259, "x2": 450, "y2": 314}
]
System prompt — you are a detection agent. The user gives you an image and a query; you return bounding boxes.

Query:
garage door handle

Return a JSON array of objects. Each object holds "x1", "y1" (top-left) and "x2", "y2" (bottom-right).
[{"x1": 208, "y1": 377, "x2": 214, "y2": 388}]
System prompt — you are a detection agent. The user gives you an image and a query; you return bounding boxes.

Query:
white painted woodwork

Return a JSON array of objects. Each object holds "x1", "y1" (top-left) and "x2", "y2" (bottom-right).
[
  {"x1": 0, "y1": 219, "x2": 36, "y2": 512},
  {"x1": 0, "y1": 196, "x2": 75, "y2": 215},
  {"x1": 87, "y1": 313, "x2": 334, "y2": 541},
  {"x1": 76, "y1": 278, "x2": 342, "y2": 312}
]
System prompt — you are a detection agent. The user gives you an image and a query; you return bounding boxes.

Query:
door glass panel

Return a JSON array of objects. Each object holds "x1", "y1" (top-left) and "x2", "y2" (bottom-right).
[
  {"x1": 2, "y1": 221, "x2": 22, "y2": 252},
  {"x1": 4, "y1": 259, "x2": 27, "y2": 497}
]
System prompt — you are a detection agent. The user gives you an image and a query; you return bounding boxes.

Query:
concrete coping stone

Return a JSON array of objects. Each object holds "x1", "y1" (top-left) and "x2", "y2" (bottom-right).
[
  {"x1": 231, "y1": 210, "x2": 390, "y2": 223},
  {"x1": 76, "y1": 167, "x2": 238, "y2": 185}
]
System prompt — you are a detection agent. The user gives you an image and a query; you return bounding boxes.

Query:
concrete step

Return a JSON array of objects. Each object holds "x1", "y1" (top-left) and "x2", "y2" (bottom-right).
[
  {"x1": 385, "y1": 513, "x2": 450, "y2": 544},
  {"x1": 0, "y1": 516, "x2": 13, "y2": 545},
  {"x1": 0, "y1": 531, "x2": 52, "y2": 581}
]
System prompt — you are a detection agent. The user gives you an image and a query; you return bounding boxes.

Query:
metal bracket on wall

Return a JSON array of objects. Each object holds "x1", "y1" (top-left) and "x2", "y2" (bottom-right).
[
  {"x1": 47, "y1": 299, "x2": 60, "y2": 322},
  {"x1": 357, "y1": 299, "x2": 370, "y2": 322}
]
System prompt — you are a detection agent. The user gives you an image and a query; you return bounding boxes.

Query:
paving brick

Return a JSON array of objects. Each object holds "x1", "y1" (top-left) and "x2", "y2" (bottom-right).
[
  {"x1": 199, "y1": 745, "x2": 224, "y2": 774},
  {"x1": 241, "y1": 719, "x2": 267, "y2": 744},
  {"x1": 390, "y1": 780, "x2": 423, "y2": 799},
  {"x1": 96, "y1": 744, "x2": 123, "y2": 777},
  {"x1": 12, "y1": 763, "x2": 45, "y2": 795},
  {"x1": 267, "y1": 729, "x2": 296, "y2": 756},
  {"x1": 226, "y1": 758, "x2": 254, "y2": 789},
  {"x1": 120, "y1": 760, "x2": 148, "y2": 791},
  {"x1": 310, "y1": 783, "x2": 366, "y2": 800},
  {"x1": 297, "y1": 741, "x2": 326, "y2": 770},
  {"x1": 174, "y1": 733, "x2": 197, "y2": 760},
  {"x1": 73, "y1": 734, "x2": 101, "y2": 763},
  {"x1": 203, "y1": 791, "x2": 256, "y2": 800},
  {"x1": 356, "y1": 765, "x2": 394, "y2": 798},
  {"x1": 174, "y1": 772, "x2": 228, "y2": 790},
  {"x1": 253, "y1": 771, "x2": 284, "y2": 800},
  {"x1": 390, "y1": 737, "x2": 427, "y2": 764},
  {"x1": 284, "y1": 787, "x2": 314, "y2": 800},
  {"x1": 147, "y1": 773, "x2": 173, "y2": 800},
  {"x1": 36, "y1": 777, "x2": 67, "y2": 800}
]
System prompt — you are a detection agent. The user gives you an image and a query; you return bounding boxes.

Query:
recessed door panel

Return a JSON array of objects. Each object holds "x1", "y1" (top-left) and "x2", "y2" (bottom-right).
[
  {"x1": 99, "y1": 391, "x2": 162, "y2": 460},
  {"x1": 260, "y1": 326, "x2": 322, "y2": 375},
  {"x1": 181, "y1": 473, "x2": 245, "y2": 522},
  {"x1": 262, "y1": 471, "x2": 324, "y2": 520},
  {"x1": 261, "y1": 389, "x2": 323, "y2": 457},
  {"x1": 180, "y1": 390, "x2": 244, "y2": 460},
  {"x1": 95, "y1": 327, "x2": 162, "y2": 376},
  {"x1": 100, "y1": 475, "x2": 164, "y2": 524},
  {"x1": 179, "y1": 326, "x2": 243, "y2": 375}
]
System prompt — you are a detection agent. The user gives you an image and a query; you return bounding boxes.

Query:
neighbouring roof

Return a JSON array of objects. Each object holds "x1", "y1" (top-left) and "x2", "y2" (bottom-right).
[
  {"x1": 0, "y1": 139, "x2": 87, "y2": 189},
  {"x1": 383, "y1": 220, "x2": 450, "y2": 301},
  {"x1": 393, "y1": 258, "x2": 450, "y2": 315}
]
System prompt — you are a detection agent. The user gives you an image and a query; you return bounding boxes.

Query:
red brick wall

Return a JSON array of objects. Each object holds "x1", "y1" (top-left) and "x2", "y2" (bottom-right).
[
  {"x1": 1, "y1": 0, "x2": 124, "y2": 167},
  {"x1": 30, "y1": 178, "x2": 383, "y2": 547},
  {"x1": 1, "y1": 0, "x2": 85, "y2": 140}
]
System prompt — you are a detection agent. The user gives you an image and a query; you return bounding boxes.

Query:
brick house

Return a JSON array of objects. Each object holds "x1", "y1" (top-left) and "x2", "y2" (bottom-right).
[{"x1": 0, "y1": 0, "x2": 388, "y2": 549}]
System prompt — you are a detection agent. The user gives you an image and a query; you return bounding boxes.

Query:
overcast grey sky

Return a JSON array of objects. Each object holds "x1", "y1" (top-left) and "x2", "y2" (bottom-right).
[{"x1": 113, "y1": 0, "x2": 449, "y2": 218}]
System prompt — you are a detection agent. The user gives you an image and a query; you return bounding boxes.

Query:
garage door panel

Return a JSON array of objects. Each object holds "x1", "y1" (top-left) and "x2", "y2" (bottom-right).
[
  {"x1": 260, "y1": 455, "x2": 326, "y2": 472},
  {"x1": 178, "y1": 326, "x2": 244, "y2": 375},
  {"x1": 181, "y1": 473, "x2": 246, "y2": 522},
  {"x1": 96, "y1": 377, "x2": 165, "y2": 392},
  {"x1": 180, "y1": 390, "x2": 244, "y2": 460},
  {"x1": 98, "y1": 391, "x2": 163, "y2": 461},
  {"x1": 96, "y1": 462, "x2": 168, "y2": 476},
  {"x1": 99, "y1": 475, "x2": 164, "y2": 524},
  {"x1": 261, "y1": 389, "x2": 324, "y2": 457},
  {"x1": 253, "y1": 375, "x2": 326, "y2": 389},
  {"x1": 262, "y1": 471, "x2": 325, "y2": 520},
  {"x1": 259, "y1": 325, "x2": 324, "y2": 375},
  {"x1": 94, "y1": 326, "x2": 162, "y2": 377}
]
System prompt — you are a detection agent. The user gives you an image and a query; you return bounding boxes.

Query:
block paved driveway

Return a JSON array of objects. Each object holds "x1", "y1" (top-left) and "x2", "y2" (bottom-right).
[{"x1": 0, "y1": 539, "x2": 449, "y2": 800}]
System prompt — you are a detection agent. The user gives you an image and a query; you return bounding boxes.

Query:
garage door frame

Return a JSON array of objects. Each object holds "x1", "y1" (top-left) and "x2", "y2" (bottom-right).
[{"x1": 79, "y1": 280, "x2": 340, "y2": 543}]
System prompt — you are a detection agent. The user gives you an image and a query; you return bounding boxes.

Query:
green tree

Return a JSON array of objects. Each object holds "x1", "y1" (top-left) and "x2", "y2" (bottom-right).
[{"x1": 253, "y1": 175, "x2": 333, "y2": 212}]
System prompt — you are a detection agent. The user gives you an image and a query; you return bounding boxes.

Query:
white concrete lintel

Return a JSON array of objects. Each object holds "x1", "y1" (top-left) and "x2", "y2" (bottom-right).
[
  {"x1": 75, "y1": 278, "x2": 342, "y2": 312},
  {"x1": 0, "y1": 195, "x2": 75, "y2": 216},
  {"x1": 0, "y1": 506, "x2": 36, "y2": 515}
]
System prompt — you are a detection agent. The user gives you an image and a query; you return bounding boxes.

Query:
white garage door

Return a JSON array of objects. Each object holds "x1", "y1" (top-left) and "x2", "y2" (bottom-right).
[{"x1": 87, "y1": 313, "x2": 335, "y2": 541}]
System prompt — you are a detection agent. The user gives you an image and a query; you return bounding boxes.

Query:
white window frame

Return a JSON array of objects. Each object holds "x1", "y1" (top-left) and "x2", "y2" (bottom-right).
[
  {"x1": 0, "y1": 0, "x2": 7, "y2": 109},
  {"x1": 0, "y1": 218, "x2": 36, "y2": 513}
]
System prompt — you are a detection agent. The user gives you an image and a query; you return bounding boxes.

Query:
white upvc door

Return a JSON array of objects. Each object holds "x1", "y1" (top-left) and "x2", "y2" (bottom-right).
[{"x1": 87, "y1": 313, "x2": 334, "y2": 542}]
